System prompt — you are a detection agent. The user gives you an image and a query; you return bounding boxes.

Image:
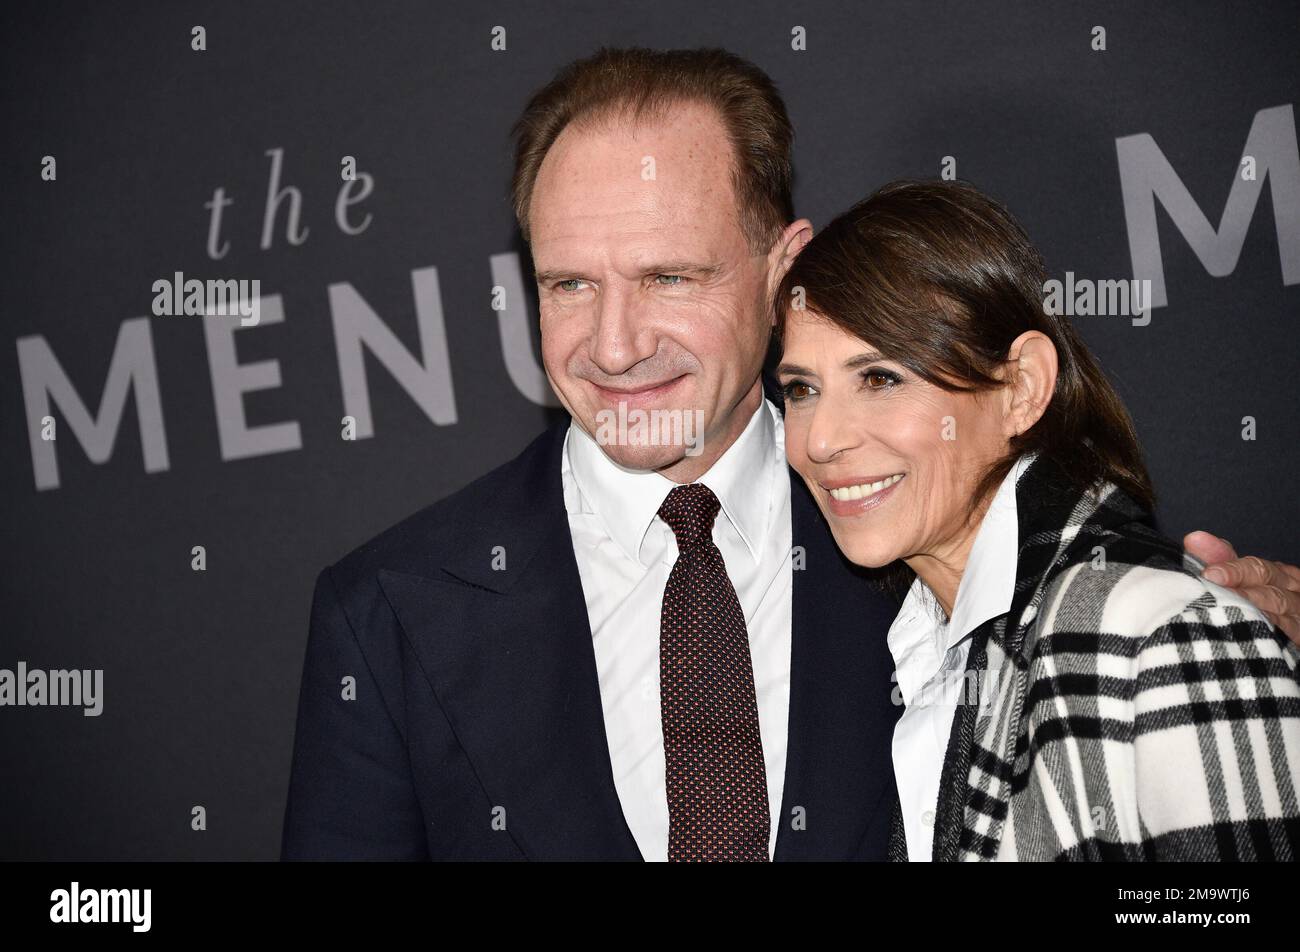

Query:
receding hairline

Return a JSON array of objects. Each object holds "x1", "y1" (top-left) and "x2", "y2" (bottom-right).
[
  {"x1": 525, "y1": 97, "x2": 752, "y2": 244},
  {"x1": 510, "y1": 48, "x2": 795, "y2": 255}
]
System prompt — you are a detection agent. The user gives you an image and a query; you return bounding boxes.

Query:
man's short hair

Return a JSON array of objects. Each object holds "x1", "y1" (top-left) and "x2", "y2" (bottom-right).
[{"x1": 511, "y1": 47, "x2": 794, "y2": 254}]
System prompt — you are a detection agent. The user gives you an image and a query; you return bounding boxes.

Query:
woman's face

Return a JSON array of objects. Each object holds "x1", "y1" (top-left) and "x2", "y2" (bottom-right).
[{"x1": 778, "y1": 310, "x2": 1012, "y2": 570}]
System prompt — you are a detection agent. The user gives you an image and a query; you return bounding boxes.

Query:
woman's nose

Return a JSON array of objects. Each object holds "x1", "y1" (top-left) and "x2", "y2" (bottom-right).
[{"x1": 804, "y1": 390, "x2": 860, "y2": 464}]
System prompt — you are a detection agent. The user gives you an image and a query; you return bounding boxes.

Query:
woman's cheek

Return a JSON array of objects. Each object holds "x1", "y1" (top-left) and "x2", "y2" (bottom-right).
[
  {"x1": 783, "y1": 414, "x2": 812, "y2": 476},
  {"x1": 880, "y1": 398, "x2": 942, "y2": 463}
]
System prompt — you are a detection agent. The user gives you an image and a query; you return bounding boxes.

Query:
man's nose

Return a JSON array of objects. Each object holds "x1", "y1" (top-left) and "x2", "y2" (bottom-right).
[{"x1": 589, "y1": 286, "x2": 656, "y2": 376}]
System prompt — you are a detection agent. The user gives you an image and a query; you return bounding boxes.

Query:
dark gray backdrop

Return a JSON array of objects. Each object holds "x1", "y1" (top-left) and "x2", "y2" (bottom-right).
[{"x1": 2, "y1": 0, "x2": 1296, "y2": 859}]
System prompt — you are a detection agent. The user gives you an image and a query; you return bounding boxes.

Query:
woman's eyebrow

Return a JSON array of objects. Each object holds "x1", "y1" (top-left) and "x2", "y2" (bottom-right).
[
  {"x1": 844, "y1": 350, "x2": 887, "y2": 369},
  {"x1": 775, "y1": 361, "x2": 815, "y2": 377}
]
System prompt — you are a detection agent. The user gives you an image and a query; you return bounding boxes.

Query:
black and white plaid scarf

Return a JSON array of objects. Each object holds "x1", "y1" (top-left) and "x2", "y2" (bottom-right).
[{"x1": 887, "y1": 454, "x2": 1300, "y2": 861}]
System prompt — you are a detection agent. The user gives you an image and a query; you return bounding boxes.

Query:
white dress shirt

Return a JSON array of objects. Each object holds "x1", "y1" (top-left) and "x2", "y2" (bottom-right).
[
  {"x1": 887, "y1": 454, "x2": 1031, "y2": 861},
  {"x1": 561, "y1": 399, "x2": 793, "y2": 861}
]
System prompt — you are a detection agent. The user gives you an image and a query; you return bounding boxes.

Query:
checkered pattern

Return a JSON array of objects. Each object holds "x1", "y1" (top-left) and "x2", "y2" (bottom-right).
[
  {"x1": 910, "y1": 456, "x2": 1300, "y2": 861},
  {"x1": 658, "y1": 483, "x2": 771, "y2": 862}
]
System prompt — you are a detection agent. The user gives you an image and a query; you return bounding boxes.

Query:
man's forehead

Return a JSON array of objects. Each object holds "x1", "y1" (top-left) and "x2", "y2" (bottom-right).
[
  {"x1": 532, "y1": 206, "x2": 723, "y2": 267},
  {"x1": 542, "y1": 100, "x2": 735, "y2": 178},
  {"x1": 529, "y1": 105, "x2": 744, "y2": 248}
]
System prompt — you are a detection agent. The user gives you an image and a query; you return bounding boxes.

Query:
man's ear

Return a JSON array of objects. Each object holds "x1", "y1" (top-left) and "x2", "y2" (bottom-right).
[
  {"x1": 765, "y1": 218, "x2": 814, "y2": 309},
  {"x1": 1001, "y1": 330, "x2": 1058, "y2": 437}
]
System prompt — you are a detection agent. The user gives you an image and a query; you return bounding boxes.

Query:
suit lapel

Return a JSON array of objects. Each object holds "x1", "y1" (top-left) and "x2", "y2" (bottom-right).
[
  {"x1": 775, "y1": 471, "x2": 903, "y2": 860},
  {"x1": 377, "y1": 424, "x2": 641, "y2": 860},
  {"x1": 374, "y1": 425, "x2": 911, "y2": 861}
]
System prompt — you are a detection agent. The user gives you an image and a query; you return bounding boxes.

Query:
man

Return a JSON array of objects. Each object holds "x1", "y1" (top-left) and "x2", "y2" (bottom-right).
[{"x1": 282, "y1": 47, "x2": 1300, "y2": 861}]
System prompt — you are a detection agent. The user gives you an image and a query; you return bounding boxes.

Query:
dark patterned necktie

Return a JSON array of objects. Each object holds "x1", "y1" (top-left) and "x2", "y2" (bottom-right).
[{"x1": 657, "y1": 483, "x2": 771, "y2": 862}]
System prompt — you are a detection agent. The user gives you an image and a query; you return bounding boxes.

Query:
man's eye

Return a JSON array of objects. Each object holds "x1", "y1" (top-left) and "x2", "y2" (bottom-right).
[
  {"x1": 654, "y1": 274, "x2": 686, "y2": 286},
  {"x1": 557, "y1": 279, "x2": 585, "y2": 292}
]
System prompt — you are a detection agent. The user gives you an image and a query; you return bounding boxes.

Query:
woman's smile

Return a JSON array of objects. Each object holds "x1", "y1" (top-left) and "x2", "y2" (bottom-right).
[{"x1": 820, "y1": 473, "x2": 905, "y2": 517}]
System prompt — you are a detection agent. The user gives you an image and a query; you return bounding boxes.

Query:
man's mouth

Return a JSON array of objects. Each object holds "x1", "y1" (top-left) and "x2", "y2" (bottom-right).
[{"x1": 590, "y1": 375, "x2": 686, "y2": 406}]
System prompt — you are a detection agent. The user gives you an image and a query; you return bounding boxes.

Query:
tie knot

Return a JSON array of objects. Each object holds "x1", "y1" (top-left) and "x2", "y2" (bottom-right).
[{"x1": 658, "y1": 483, "x2": 721, "y2": 550}]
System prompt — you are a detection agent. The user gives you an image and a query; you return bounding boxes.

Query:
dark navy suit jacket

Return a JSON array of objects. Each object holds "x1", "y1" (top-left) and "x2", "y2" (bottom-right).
[{"x1": 281, "y1": 421, "x2": 902, "y2": 860}]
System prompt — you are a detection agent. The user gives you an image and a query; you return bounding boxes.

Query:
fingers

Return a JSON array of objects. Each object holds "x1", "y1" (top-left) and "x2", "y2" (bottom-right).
[
  {"x1": 1232, "y1": 584, "x2": 1293, "y2": 617},
  {"x1": 1189, "y1": 543, "x2": 1300, "y2": 647},
  {"x1": 1190, "y1": 543, "x2": 1300, "y2": 647},
  {"x1": 1214, "y1": 573, "x2": 1300, "y2": 648},
  {"x1": 1276, "y1": 560, "x2": 1300, "y2": 589},
  {"x1": 1184, "y1": 530, "x2": 1238, "y2": 565},
  {"x1": 1204, "y1": 555, "x2": 1283, "y2": 590}
]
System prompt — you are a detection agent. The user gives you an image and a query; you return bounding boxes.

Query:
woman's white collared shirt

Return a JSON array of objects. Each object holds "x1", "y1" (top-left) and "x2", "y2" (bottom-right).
[{"x1": 886, "y1": 455, "x2": 1032, "y2": 861}]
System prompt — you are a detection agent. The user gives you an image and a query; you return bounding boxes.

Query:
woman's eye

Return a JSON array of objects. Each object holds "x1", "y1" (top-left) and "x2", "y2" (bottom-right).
[
  {"x1": 863, "y1": 369, "x2": 901, "y2": 391},
  {"x1": 781, "y1": 381, "x2": 817, "y2": 403},
  {"x1": 654, "y1": 274, "x2": 685, "y2": 286}
]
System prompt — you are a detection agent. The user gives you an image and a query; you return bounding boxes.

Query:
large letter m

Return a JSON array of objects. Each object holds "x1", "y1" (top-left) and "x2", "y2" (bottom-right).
[{"x1": 1116, "y1": 104, "x2": 1299, "y2": 310}]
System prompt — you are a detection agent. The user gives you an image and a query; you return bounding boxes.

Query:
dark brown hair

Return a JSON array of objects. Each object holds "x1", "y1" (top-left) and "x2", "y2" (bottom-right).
[
  {"x1": 511, "y1": 47, "x2": 794, "y2": 254},
  {"x1": 775, "y1": 179, "x2": 1154, "y2": 515}
]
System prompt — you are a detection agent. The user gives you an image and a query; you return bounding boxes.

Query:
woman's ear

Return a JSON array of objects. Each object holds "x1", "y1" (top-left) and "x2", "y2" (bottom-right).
[{"x1": 1002, "y1": 330, "x2": 1058, "y2": 437}]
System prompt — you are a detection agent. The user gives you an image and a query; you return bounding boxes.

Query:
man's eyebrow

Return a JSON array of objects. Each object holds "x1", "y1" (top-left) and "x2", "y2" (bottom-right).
[
  {"x1": 640, "y1": 261, "x2": 723, "y2": 278},
  {"x1": 534, "y1": 268, "x2": 579, "y2": 284},
  {"x1": 534, "y1": 261, "x2": 724, "y2": 284}
]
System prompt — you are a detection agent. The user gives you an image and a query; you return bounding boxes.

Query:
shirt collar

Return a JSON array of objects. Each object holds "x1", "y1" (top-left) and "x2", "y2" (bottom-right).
[
  {"x1": 944, "y1": 454, "x2": 1033, "y2": 648},
  {"x1": 564, "y1": 399, "x2": 781, "y2": 567}
]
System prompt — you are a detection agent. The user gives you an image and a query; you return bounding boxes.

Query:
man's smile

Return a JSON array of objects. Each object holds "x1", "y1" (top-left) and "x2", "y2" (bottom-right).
[{"x1": 589, "y1": 374, "x2": 689, "y2": 409}]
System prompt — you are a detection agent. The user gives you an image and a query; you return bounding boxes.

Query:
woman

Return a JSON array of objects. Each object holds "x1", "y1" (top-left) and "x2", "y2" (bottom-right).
[{"x1": 774, "y1": 180, "x2": 1300, "y2": 861}]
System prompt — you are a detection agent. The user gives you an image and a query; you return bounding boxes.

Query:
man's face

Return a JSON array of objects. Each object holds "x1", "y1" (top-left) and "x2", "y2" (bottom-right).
[{"x1": 528, "y1": 102, "x2": 777, "y2": 475}]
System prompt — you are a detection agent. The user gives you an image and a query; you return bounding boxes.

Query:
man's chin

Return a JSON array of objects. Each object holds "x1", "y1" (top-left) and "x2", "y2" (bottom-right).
[{"x1": 598, "y1": 440, "x2": 693, "y2": 474}]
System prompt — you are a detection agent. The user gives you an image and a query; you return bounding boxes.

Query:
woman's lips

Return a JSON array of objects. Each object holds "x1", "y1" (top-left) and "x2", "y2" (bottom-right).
[
  {"x1": 821, "y1": 473, "x2": 905, "y2": 517},
  {"x1": 590, "y1": 374, "x2": 687, "y2": 410}
]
